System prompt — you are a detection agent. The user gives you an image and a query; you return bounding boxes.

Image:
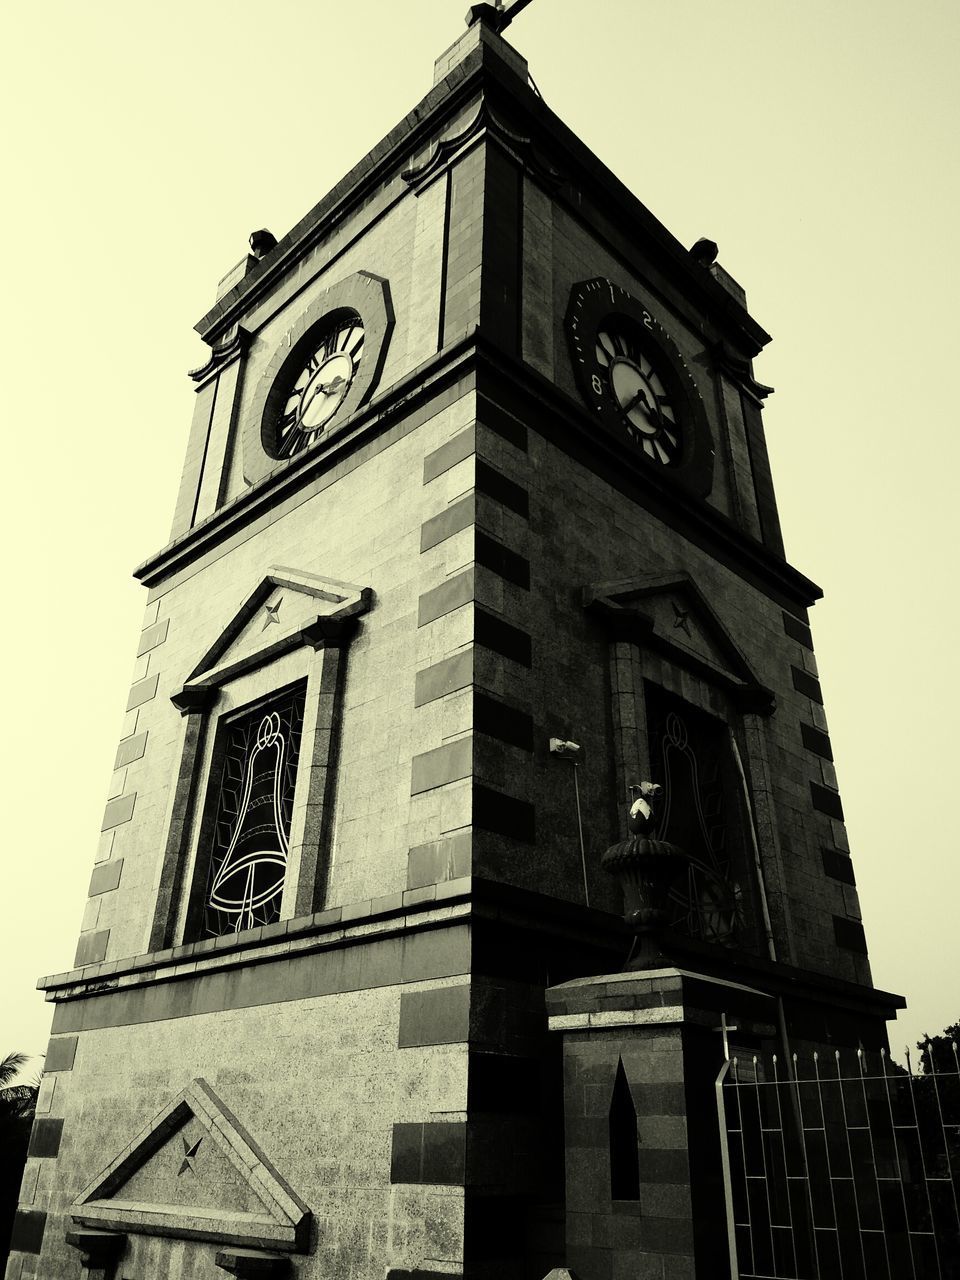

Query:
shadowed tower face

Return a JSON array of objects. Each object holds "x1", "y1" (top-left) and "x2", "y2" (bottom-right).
[{"x1": 8, "y1": 10, "x2": 903, "y2": 1280}]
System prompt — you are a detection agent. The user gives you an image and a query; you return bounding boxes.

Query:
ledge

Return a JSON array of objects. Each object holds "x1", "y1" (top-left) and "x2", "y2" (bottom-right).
[
  {"x1": 193, "y1": 48, "x2": 492, "y2": 345},
  {"x1": 133, "y1": 340, "x2": 477, "y2": 590},
  {"x1": 216, "y1": 1250, "x2": 291, "y2": 1277},
  {"x1": 196, "y1": 40, "x2": 768, "y2": 359},
  {"x1": 45, "y1": 879, "x2": 905, "y2": 1027},
  {"x1": 133, "y1": 330, "x2": 821, "y2": 614},
  {"x1": 39, "y1": 882, "x2": 473, "y2": 1001},
  {"x1": 473, "y1": 344, "x2": 823, "y2": 610},
  {"x1": 548, "y1": 1004, "x2": 686, "y2": 1033}
]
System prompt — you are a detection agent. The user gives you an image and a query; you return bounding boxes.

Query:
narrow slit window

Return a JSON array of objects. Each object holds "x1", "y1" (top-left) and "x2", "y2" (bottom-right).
[{"x1": 609, "y1": 1058, "x2": 640, "y2": 1201}]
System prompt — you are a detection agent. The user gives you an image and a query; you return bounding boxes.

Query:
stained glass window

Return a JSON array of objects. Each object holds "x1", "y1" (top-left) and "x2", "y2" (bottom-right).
[
  {"x1": 644, "y1": 683, "x2": 752, "y2": 948},
  {"x1": 199, "y1": 684, "x2": 305, "y2": 938}
]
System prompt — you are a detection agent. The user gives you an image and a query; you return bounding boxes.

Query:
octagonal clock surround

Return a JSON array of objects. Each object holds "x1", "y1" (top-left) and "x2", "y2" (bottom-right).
[
  {"x1": 565, "y1": 278, "x2": 714, "y2": 497},
  {"x1": 243, "y1": 270, "x2": 394, "y2": 485}
]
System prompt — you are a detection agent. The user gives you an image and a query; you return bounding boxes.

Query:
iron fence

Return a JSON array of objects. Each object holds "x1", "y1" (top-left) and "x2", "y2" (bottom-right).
[{"x1": 716, "y1": 1042, "x2": 960, "y2": 1279}]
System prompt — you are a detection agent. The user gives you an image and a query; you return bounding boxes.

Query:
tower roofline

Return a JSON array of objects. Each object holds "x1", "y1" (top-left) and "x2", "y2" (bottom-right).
[{"x1": 196, "y1": 29, "x2": 770, "y2": 359}]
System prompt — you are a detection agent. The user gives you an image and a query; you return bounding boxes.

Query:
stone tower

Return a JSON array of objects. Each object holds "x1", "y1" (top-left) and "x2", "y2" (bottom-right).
[{"x1": 8, "y1": 10, "x2": 903, "y2": 1280}]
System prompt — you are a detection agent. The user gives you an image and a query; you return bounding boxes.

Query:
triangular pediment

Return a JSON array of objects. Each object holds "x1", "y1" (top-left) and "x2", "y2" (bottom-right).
[
  {"x1": 584, "y1": 573, "x2": 774, "y2": 713},
  {"x1": 71, "y1": 1078, "x2": 310, "y2": 1251},
  {"x1": 184, "y1": 566, "x2": 372, "y2": 691}
]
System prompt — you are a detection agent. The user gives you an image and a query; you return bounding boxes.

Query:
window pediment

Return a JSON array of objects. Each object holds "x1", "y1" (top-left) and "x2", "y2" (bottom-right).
[
  {"x1": 583, "y1": 572, "x2": 774, "y2": 714},
  {"x1": 171, "y1": 566, "x2": 372, "y2": 709}
]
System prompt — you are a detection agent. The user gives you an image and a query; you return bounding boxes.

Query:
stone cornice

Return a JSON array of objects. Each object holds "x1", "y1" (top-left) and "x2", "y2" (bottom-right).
[
  {"x1": 400, "y1": 97, "x2": 560, "y2": 194},
  {"x1": 133, "y1": 337, "x2": 477, "y2": 590},
  {"x1": 473, "y1": 339, "x2": 823, "y2": 611},
  {"x1": 709, "y1": 338, "x2": 776, "y2": 406},
  {"x1": 39, "y1": 893, "x2": 474, "y2": 1002},
  {"x1": 474, "y1": 880, "x2": 906, "y2": 1020},
  {"x1": 194, "y1": 41, "x2": 768, "y2": 360},
  {"x1": 495, "y1": 74, "x2": 770, "y2": 358},
  {"x1": 41, "y1": 877, "x2": 904, "y2": 1025},
  {"x1": 194, "y1": 55, "x2": 495, "y2": 347},
  {"x1": 134, "y1": 335, "x2": 822, "y2": 611},
  {"x1": 188, "y1": 324, "x2": 252, "y2": 387}
]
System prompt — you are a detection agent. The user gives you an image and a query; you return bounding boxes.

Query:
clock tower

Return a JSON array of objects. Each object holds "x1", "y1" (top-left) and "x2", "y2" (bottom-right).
[{"x1": 8, "y1": 9, "x2": 904, "y2": 1280}]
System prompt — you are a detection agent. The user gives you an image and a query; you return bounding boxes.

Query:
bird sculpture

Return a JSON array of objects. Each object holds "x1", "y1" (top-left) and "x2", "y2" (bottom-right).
[{"x1": 627, "y1": 781, "x2": 662, "y2": 835}]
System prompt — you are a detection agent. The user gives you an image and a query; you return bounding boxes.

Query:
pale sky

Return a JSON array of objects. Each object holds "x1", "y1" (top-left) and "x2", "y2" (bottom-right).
[{"x1": 2, "y1": 0, "x2": 958, "y2": 1075}]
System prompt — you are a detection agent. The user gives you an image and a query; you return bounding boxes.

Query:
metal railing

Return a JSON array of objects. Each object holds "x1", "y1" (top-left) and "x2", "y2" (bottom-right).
[{"x1": 716, "y1": 1042, "x2": 960, "y2": 1279}]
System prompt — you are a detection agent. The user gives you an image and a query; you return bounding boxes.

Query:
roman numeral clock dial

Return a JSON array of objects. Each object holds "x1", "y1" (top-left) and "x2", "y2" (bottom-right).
[{"x1": 565, "y1": 279, "x2": 714, "y2": 496}]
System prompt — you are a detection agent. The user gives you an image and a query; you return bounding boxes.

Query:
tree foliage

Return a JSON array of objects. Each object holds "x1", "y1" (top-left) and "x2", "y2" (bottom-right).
[
  {"x1": 917, "y1": 1020, "x2": 960, "y2": 1075},
  {"x1": 0, "y1": 1052, "x2": 31, "y2": 1088},
  {"x1": 0, "y1": 1052, "x2": 39, "y2": 1270}
]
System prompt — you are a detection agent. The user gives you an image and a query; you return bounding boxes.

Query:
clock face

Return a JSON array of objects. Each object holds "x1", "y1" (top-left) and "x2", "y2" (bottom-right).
[
  {"x1": 275, "y1": 313, "x2": 364, "y2": 459},
  {"x1": 596, "y1": 319, "x2": 681, "y2": 464},
  {"x1": 565, "y1": 278, "x2": 714, "y2": 496},
  {"x1": 247, "y1": 271, "x2": 394, "y2": 485}
]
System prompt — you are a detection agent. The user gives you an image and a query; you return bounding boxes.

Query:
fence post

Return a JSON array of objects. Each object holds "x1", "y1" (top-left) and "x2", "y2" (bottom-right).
[{"x1": 715, "y1": 1055, "x2": 740, "y2": 1280}]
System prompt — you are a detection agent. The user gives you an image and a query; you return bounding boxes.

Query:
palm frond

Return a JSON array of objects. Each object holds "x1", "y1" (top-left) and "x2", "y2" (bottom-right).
[
  {"x1": 0, "y1": 1051, "x2": 30, "y2": 1087},
  {"x1": 0, "y1": 1083, "x2": 38, "y2": 1120}
]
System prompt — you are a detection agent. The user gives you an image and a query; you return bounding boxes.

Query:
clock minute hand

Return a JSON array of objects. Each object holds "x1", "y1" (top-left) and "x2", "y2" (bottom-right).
[
  {"x1": 624, "y1": 386, "x2": 654, "y2": 419},
  {"x1": 318, "y1": 374, "x2": 347, "y2": 395}
]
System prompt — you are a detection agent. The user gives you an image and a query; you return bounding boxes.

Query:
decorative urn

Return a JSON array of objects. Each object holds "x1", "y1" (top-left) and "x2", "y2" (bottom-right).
[{"x1": 601, "y1": 782, "x2": 689, "y2": 965}]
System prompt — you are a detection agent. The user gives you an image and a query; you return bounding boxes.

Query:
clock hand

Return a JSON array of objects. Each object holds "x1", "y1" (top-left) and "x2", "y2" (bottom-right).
[
  {"x1": 317, "y1": 374, "x2": 347, "y2": 395},
  {"x1": 624, "y1": 387, "x2": 655, "y2": 418}
]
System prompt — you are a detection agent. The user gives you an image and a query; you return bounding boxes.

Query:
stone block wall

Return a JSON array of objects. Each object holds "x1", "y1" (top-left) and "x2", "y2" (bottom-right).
[
  {"x1": 8, "y1": 971, "x2": 471, "y2": 1280},
  {"x1": 71, "y1": 380, "x2": 483, "y2": 972}
]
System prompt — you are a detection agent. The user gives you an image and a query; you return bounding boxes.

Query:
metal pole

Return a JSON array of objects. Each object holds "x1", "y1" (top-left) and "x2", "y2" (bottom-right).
[
  {"x1": 495, "y1": 0, "x2": 538, "y2": 30},
  {"x1": 727, "y1": 729, "x2": 777, "y2": 963},
  {"x1": 880, "y1": 1048, "x2": 920, "y2": 1280},
  {"x1": 572, "y1": 762, "x2": 589, "y2": 907},
  {"x1": 772, "y1": 1053, "x2": 801, "y2": 1278},
  {"x1": 857, "y1": 1048, "x2": 894, "y2": 1280},
  {"x1": 834, "y1": 1049, "x2": 870, "y2": 1279},
  {"x1": 794, "y1": 1052, "x2": 825, "y2": 1280},
  {"x1": 812, "y1": 1051, "x2": 844, "y2": 1275},
  {"x1": 904, "y1": 1045, "x2": 945, "y2": 1279},
  {"x1": 715, "y1": 1056, "x2": 742, "y2": 1280}
]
